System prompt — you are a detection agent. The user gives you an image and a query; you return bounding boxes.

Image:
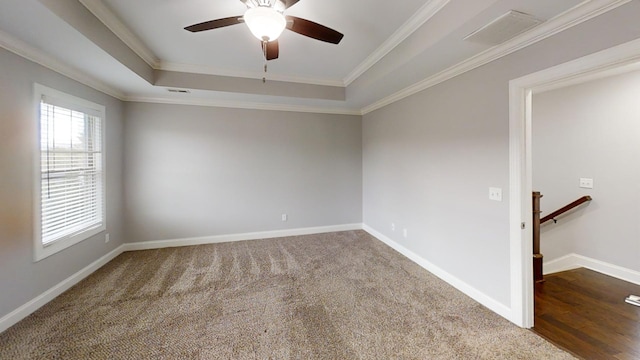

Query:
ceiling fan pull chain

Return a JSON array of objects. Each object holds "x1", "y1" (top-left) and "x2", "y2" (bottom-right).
[
  {"x1": 263, "y1": 65, "x2": 267, "y2": 82},
  {"x1": 262, "y1": 40, "x2": 268, "y2": 83}
]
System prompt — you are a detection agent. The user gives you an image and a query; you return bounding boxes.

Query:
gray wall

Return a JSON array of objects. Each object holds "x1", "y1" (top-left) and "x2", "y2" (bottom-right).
[
  {"x1": 123, "y1": 103, "x2": 362, "y2": 243},
  {"x1": 533, "y1": 71, "x2": 640, "y2": 272},
  {"x1": 3, "y1": 0, "x2": 640, "y2": 324},
  {"x1": 362, "y1": 1, "x2": 640, "y2": 307},
  {"x1": 0, "y1": 47, "x2": 125, "y2": 318}
]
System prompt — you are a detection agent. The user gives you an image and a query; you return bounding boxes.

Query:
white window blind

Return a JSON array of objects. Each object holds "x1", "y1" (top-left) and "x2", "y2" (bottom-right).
[{"x1": 39, "y1": 95, "x2": 104, "y2": 246}]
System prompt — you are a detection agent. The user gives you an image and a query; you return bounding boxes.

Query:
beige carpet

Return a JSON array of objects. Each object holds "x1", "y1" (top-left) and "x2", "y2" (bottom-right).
[{"x1": 0, "y1": 230, "x2": 574, "y2": 359}]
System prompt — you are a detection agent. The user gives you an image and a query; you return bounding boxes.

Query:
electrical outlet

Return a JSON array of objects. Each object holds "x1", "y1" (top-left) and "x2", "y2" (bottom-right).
[
  {"x1": 105, "y1": 233, "x2": 110, "y2": 243},
  {"x1": 403, "y1": 228, "x2": 408, "y2": 238},
  {"x1": 489, "y1": 187, "x2": 502, "y2": 202},
  {"x1": 579, "y1": 178, "x2": 593, "y2": 189},
  {"x1": 281, "y1": 213, "x2": 287, "y2": 222},
  {"x1": 391, "y1": 223, "x2": 395, "y2": 231}
]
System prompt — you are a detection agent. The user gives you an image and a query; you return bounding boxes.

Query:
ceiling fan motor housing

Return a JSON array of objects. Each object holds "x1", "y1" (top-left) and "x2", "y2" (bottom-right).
[
  {"x1": 184, "y1": 0, "x2": 342, "y2": 61},
  {"x1": 244, "y1": 0, "x2": 286, "y2": 11},
  {"x1": 243, "y1": 6, "x2": 287, "y2": 42}
]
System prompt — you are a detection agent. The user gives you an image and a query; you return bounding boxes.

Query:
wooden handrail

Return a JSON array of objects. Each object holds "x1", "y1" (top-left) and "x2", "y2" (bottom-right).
[
  {"x1": 532, "y1": 193, "x2": 593, "y2": 283},
  {"x1": 541, "y1": 196, "x2": 592, "y2": 224}
]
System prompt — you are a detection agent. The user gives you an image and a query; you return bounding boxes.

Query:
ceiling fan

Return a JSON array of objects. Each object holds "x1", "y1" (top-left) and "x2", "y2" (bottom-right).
[{"x1": 184, "y1": 0, "x2": 344, "y2": 61}]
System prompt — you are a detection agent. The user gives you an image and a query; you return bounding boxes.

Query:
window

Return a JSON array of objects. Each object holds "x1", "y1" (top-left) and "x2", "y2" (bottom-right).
[{"x1": 34, "y1": 84, "x2": 106, "y2": 261}]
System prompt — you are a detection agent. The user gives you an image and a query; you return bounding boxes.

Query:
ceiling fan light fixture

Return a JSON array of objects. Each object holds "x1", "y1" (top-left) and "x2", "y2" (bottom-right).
[{"x1": 243, "y1": 6, "x2": 286, "y2": 42}]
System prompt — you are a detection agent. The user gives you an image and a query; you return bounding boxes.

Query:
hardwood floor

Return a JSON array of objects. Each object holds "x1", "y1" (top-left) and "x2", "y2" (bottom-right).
[{"x1": 532, "y1": 268, "x2": 640, "y2": 360}]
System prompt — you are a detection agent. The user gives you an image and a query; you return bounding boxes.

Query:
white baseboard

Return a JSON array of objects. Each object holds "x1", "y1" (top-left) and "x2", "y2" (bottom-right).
[
  {"x1": 542, "y1": 254, "x2": 582, "y2": 274},
  {"x1": 122, "y1": 223, "x2": 364, "y2": 251},
  {"x1": 544, "y1": 253, "x2": 640, "y2": 286},
  {"x1": 9, "y1": 226, "x2": 639, "y2": 336},
  {"x1": 362, "y1": 224, "x2": 513, "y2": 323},
  {"x1": 0, "y1": 244, "x2": 125, "y2": 333}
]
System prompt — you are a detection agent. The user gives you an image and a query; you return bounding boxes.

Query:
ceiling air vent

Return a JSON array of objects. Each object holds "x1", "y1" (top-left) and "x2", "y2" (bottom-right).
[
  {"x1": 167, "y1": 88, "x2": 190, "y2": 94},
  {"x1": 464, "y1": 10, "x2": 543, "y2": 46}
]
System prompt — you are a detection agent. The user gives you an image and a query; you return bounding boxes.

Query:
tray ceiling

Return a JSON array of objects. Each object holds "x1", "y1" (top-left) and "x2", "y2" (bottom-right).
[{"x1": 0, "y1": 0, "x2": 595, "y2": 113}]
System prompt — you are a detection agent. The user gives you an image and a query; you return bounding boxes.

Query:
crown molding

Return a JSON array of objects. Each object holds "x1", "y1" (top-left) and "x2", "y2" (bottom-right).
[
  {"x1": 79, "y1": 0, "x2": 160, "y2": 68},
  {"x1": 0, "y1": 27, "x2": 357, "y2": 114},
  {"x1": 3, "y1": 0, "x2": 629, "y2": 116},
  {"x1": 159, "y1": 61, "x2": 345, "y2": 87},
  {"x1": 0, "y1": 29, "x2": 126, "y2": 100},
  {"x1": 78, "y1": 0, "x2": 450, "y2": 89},
  {"x1": 79, "y1": 0, "x2": 346, "y2": 87},
  {"x1": 360, "y1": 0, "x2": 631, "y2": 115},
  {"x1": 343, "y1": 0, "x2": 450, "y2": 86},
  {"x1": 126, "y1": 95, "x2": 362, "y2": 115}
]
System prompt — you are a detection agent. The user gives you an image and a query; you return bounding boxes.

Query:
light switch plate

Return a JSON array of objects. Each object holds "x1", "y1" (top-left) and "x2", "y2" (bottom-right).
[
  {"x1": 579, "y1": 178, "x2": 593, "y2": 189},
  {"x1": 489, "y1": 187, "x2": 503, "y2": 202}
]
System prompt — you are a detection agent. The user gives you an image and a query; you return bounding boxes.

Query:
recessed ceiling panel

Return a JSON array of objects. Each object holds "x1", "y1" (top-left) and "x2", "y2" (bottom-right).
[
  {"x1": 0, "y1": 0, "x2": 593, "y2": 112},
  {"x1": 101, "y1": 0, "x2": 427, "y2": 80}
]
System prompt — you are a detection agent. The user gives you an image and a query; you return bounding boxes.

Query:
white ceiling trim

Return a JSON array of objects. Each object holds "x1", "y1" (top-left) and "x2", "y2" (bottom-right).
[
  {"x1": 79, "y1": 0, "x2": 160, "y2": 68},
  {"x1": 342, "y1": 0, "x2": 451, "y2": 86},
  {"x1": 360, "y1": 0, "x2": 631, "y2": 115},
  {"x1": 126, "y1": 95, "x2": 362, "y2": 116},
  {"x1": 0, "y1": 29, "x2": 126, "y2": 100},
  {"x1": 159, "y1": 61, "x2": 345, "y2": 87},
  {"x1": 80, "y1": 0, "x2": 452, "y2": 88},
  {"x1": 2, "y1": 0, "x2": 630, "y2": 117},
  {"x1": 80, "y1": 0, "x2": 346, "y2": 87},
  {"x1": 0, "y1": 26, "x2": 356, "y2": 114}
]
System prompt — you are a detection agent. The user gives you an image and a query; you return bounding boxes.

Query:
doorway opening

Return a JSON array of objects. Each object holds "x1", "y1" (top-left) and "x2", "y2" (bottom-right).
[{"x1": 508, "y1": 37, "x2": 640, "y2": 328}]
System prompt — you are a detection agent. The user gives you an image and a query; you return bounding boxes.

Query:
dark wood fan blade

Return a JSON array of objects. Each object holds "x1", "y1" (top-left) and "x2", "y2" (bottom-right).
[
  {"x1": 285, "y1": 16, "x2": 343, "y2": 44},
  {"x1": 264, "y1": 40, "x2": 279, "y2": 60},
  {"x1": 284, "y1": 0, "x2": 300, "y2": 9},
  {"x1": 184, "y1": 16, "x2": 243, "y2": 32}
]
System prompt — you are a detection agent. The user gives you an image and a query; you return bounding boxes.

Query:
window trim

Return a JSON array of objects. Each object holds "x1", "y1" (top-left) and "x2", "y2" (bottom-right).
[{"x1": 33, "y1": 84, "x2": 107, "y2": 262}]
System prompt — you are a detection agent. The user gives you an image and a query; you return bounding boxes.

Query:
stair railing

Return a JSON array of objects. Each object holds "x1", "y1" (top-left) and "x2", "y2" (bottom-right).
[
  {"x1": 532, "y1": 193, "x2": 592, "y2": 283},
  {"x1": 540, "y1": 196, "x2": 592, "y2": 224}
]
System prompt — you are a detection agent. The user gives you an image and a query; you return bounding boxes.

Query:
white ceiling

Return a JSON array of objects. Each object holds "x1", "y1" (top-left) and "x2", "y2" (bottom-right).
[
  {"x1": 100, "y1": 0, "x2": 428, "y2": 82},
  {"x1": 0, "y1": 0, "x2": 591, "y2": 113}
]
